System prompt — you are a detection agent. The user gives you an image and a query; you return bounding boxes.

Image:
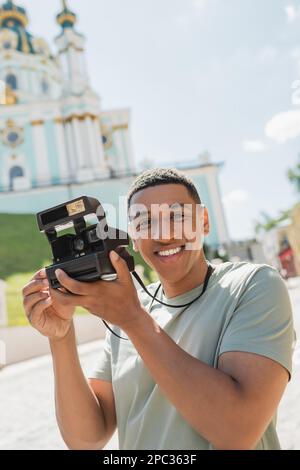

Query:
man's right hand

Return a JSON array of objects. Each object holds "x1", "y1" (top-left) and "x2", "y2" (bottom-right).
[{"x1": 22, "y1": 269, "x2": 75, "y2": 340}]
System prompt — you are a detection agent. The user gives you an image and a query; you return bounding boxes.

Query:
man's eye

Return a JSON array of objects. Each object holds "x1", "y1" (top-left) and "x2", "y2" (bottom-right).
[
  {"x1": 139, "y1": 219, "x2": 151, "y2": 229},
  {"x1": 172, "y1": 213, "x2": 185, "y2": 221}
]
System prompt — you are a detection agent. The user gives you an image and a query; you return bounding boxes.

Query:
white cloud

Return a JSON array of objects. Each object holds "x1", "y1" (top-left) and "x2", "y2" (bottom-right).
[
  {"x1": 243, "y1": 140, "x2": 267, "y2": 152},
  {"x1": 222, "y1": 190, "x2": 249, "y2": 208},
  {"x1": 265, "y1": 110, "x2": 300, "y2": 143},
  {"x1": 285, "y1": 4, "x2": 300, "y2": 22}
]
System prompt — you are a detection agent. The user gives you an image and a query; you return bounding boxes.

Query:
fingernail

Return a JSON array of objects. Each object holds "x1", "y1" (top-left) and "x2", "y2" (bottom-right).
[
  {"x1": 110, "y1": 251, "x2": 119, "y2": 262},
  {"x1": 55, "y1": 269, "x2": 63, "y2": 277}
]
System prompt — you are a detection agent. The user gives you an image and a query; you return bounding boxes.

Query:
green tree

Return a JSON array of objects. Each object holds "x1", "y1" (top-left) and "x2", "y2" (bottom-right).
[
  {"x1": 288, "y1": 154, "x2": 300, "y2": 194},
  {"x1": 254, "y1": 209, "x2": 291, "y2": 234}
]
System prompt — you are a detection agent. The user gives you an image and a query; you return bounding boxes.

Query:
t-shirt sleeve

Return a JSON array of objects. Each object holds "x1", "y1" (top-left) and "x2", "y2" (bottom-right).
[
  {"x1": 88, "y1": 329, "x2": 112, "y2": 382},
  {"x1": 218, "y1": 265, "x2": 296, "y2": 379}
]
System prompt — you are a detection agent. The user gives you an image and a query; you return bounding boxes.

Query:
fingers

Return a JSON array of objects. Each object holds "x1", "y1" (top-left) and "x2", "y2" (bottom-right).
[
  {"x1": 55, "y1": 269, "x2": 89, "y2": 295},
  {"x1": 28, "y1": 297, "x2": 52, "y2": 325},
  {"x1": 109, "y1": 251, "x2": 131, "y2": 283},
  {"x1": 49, "y1": 286, "x2": 82, "y2": 308},
  {"x1": 22, "y1": 277, "x2": 49, "y2": 297},
  {"x1": 32, "y1": 268, "x2": 47, "y2": 281},
  {"x1": 23, "y1": 291, "x2": 49, "y2": 314}
]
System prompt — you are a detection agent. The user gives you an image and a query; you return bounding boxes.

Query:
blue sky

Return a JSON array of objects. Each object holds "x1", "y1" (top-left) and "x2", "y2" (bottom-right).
[{"x1": 19, "y1": 0, "x2": 300, "y2": 240}]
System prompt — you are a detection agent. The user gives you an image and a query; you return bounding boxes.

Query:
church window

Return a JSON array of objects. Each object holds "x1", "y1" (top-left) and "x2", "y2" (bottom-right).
[
  {"x1": 6, "y1": 74, "x2": 17, "y2": 90},
  {"x1": 41, "y1": 79, "x2": 50, "y2": 95},
  {"x1": 9, "y1": 166, "x2": 24, "y2": 191},
  {"x1": 7, "y1": 131, "x2": 19, "y2": 144}
]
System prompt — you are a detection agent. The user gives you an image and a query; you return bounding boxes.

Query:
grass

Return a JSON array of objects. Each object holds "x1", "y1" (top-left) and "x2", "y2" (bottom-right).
[{"x1": 0, "y1": 213, "x2": 155, "y2": 327}]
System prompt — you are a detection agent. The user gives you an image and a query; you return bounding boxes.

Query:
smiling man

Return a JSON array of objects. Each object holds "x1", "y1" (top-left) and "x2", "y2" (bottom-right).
[{"x1": 22, "y1": 168, "x2": 295, "y2": 450}]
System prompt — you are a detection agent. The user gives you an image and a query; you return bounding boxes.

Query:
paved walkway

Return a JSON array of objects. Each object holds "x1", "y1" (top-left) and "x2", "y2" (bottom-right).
[{"x1": 0, "y1": 282, "x2": 299, "y2": 450}]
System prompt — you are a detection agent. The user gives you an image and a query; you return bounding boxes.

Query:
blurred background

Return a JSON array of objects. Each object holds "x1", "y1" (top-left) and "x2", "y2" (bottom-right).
[{"x1": 0, "y1": 0, "x2": 299, "y2": 450}]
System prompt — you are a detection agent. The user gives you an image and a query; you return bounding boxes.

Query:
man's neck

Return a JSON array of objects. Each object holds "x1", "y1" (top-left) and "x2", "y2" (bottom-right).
[{"x1": 159, "y1": 254, "x2": 209, "y2": 299}]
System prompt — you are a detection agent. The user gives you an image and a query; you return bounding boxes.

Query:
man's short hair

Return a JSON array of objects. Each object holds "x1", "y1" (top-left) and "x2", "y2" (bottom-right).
[{"x1": 127, "y1": 168, "x2": 201, "y2": 210}]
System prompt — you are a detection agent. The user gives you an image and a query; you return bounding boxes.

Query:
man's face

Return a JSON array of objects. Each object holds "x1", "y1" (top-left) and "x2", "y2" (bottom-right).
[{"x1": 128, "y1": 184, "x2": 210, "y2": 283}]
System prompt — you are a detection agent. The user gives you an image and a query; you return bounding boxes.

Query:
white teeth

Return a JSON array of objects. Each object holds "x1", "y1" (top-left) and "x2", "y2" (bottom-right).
[{"x1": 157, "y1": 246, "x2": 183, "y2": 257}]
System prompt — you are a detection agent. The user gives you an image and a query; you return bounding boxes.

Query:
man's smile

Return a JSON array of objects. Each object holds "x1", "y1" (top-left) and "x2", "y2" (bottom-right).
[{"x1": 153, "y1": 244, "x2": 185, "y2": 262}]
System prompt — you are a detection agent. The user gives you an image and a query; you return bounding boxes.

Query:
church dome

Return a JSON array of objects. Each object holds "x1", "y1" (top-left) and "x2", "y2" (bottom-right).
[
  {"x1": 0, "y1": 1, "x2": 35, "y2": 54},
  {"x1": 0, "y1": 1, "x2": 52, "y2": 57},
  {"x1": 56, "y1": 0, "x2": 77, "y2": 30},
  {"x1": 0, "y1": 0, "x2": 28, "y2": 27},
  {"x1": 0, "y1": 1, "x2": 62, "y2": 104}
]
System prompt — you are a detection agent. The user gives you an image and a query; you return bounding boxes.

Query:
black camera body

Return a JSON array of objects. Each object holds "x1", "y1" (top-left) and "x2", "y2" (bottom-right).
[{"x1": 37, "y1": 196, "x2": 135, "y2": 289}]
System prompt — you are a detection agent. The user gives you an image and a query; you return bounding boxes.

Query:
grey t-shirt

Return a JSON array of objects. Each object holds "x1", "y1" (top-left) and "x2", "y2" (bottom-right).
[{"x1": 89, "y1": 261, "x2": 295, "y2": 450}]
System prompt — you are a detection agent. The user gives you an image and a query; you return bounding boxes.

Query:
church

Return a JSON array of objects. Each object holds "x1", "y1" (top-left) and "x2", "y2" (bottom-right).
[
  {"x1": 0, "y1": 0, "x2": 230, "y2": 249},
  {"x1": 0, "y1": 0, "x2": 135, "y2": 190}
]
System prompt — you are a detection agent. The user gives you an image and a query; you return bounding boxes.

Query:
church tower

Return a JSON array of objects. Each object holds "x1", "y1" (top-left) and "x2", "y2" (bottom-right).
[
  {"x1": 54, "y1": 0, "x2": 109, "y2": 182},
  {"x1": 0, "y1": 0, "x2": 135, "y2": 192},
  {"x1": 55, "y1": 0, "x2": 89, "y2": 96}
]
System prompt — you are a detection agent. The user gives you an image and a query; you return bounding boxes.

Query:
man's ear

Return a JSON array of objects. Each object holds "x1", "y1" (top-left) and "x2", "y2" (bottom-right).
[
  {"x1": 128, "y1": 224, "x2": 139, "y2": 252},
  {"x1": 132, "y1": 240, "x2": 139, "y2": 253},
  {"x1": 203, "y1": 207, "x2": 210, "y2": 236}
]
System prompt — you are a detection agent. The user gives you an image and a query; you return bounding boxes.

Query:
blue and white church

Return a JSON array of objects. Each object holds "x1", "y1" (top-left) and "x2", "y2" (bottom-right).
[
  {"x1": 0, "y1": 0, "x2": 134, "y2": 191},
  {"x1": 0, "y1": 0, "x2": 230, "y2": 249}
]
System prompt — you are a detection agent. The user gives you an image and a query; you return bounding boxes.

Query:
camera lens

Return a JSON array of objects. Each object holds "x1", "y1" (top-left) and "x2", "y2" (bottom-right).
[
  {"x1": 87, "y1": 228, "x2": 100, "y2": 244},
  {"x1": 73, "y1": 238, "x2": 85, "y2": 251}
]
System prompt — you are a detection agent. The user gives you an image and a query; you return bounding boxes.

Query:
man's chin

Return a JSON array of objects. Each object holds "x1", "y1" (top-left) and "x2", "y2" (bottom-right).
[{"x1": 154, "y1": 263, "x2": 185, "y2": 282}]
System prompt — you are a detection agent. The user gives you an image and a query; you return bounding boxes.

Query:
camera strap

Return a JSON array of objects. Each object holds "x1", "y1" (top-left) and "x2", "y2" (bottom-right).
[{"x1": 102, "y1": 262, "x2": 214, "y2": 341}]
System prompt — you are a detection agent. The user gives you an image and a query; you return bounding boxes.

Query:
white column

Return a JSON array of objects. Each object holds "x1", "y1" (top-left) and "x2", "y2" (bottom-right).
[
  {"x1": 85, "y1": 116, "x2": 100, "y2": 169},
  {"x1": 205, "y1": 168, "x2": 230, "y2": 245},
  {"x1": 72, "y1": 118, "x2": 86, "y2": 169},
  {"x1": 123, "y1": 128, "x2": 136, "y2": 174},
  {"x1": 53, "y1": 119, "x2": 70, "y2": 182},
  {"x1": 92, "y1": 118, "x2": 109, "y2": 177},
  {"x1": 31, "y1": 69, "x2": 39, "y2": 96},
  {"x1": 73, "y1": 117, "x2": 94, "y2": 182},
  {"x1": 65, "y1": 121, "x2": 77, "y2": 179},
  {"x1": 25, "y1": 68, "x2": 31, "y2": 96},
  {"x1": 70, "y1": 49, "x2": 81, "y2": 79},
  {"x1": 79, "y1": 118, "x2": 92, "y2": 168},
  {"x1": 31, "y1": 122, "x2": 51, "y2": 186},
  {"x1": 111, "y1": 129, "x2": 124, "y2": 173},
  {"x1": 20, "y1": 68, "x2": 28, "y2": 94}
]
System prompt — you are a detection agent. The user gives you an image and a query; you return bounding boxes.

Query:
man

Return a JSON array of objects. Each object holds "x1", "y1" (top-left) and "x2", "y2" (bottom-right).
[{"x1": 22, "y1": 168, "x2": 295, "y2": 450}]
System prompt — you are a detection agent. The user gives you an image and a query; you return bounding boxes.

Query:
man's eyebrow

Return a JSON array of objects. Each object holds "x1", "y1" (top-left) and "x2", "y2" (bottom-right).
[{"x1": 130, "y1": 202, "x2": 188, "y2": 220}]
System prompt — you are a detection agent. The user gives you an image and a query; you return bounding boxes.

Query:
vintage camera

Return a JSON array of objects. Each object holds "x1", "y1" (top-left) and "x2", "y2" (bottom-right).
[{"x1": 37, "y1": 196, "x2": 135, "y2": 289}]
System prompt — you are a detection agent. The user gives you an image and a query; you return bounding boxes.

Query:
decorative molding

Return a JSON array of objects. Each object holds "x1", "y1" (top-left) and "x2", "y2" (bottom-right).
[
  {"x1": 59, "y1": 45, "x2": 84, "y2": 54},
  {"x1": 0, "y1": 119, "x2": 24, "y2": 148},
  {"x1": 53, "y1": 113, "x2": 98, "y2": 124},
  {"x1": 112, "y1": 124, "x2": 128, "y2": 131},
  {"x1": 31, "y1": 120, "x2": 44, "y2": 126},
  {"x1": 0, "y1": 29, "x2": 18, "y2": 51}
]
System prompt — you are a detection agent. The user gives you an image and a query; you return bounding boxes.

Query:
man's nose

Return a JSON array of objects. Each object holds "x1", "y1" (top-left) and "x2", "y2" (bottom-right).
[{"x1": 151, "y1": 217, "x2": 176, "y2": 241}]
